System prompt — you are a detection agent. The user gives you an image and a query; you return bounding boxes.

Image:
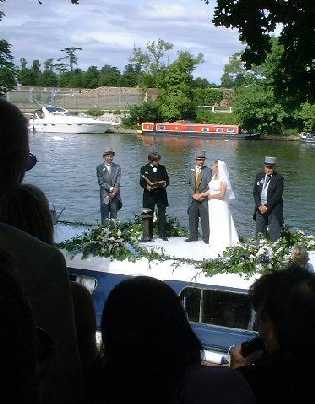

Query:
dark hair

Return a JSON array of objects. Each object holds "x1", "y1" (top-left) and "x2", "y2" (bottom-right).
[
  {"x1": 0, "y1": 100, "x2": 29, "y2": 194},
  {"x1": 0, "y1": 249, "x2": 39, "y2": 403},
  {"x1": 100, "y1": 276, "x2": 201, "y2": 404},
  {"x1": 148, "y1": 152, "x2": 161, "y2": 162},
  {"x1": 0, "y1": 183, "x2": 54, "y2": 244},
  {"x1": 249, "y1": 267, "x2": 315, "y2": 357}
]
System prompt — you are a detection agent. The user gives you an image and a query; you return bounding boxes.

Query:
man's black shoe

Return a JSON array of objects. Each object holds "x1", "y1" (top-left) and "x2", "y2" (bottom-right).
[
  {"x1": 203, "y1": 239, "x2": 209, "y2": 244},
  {"x1": 185, "y1": 238, "x2": 198, "y2": 242},
  {"x1": 161, "y1": 236, "x2": 168, "y2": 241}
]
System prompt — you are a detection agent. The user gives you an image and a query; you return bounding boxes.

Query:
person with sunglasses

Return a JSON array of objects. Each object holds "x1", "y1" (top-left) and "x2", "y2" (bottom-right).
[{"x1": 253, "y1": 156, "x2": 284, "y2": 241}]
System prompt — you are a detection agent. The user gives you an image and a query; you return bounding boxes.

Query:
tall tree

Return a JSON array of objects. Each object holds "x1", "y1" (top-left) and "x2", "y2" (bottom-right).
[
  {"x1": 58, "y1": 47, "x2": 82, "y2": 71},
  {"x1": 0, "y1": 39, "x2": 16, "y2": 91},
  {"x1": 40, "y1": 58, "x2": 58, "y2": 86},
  {"x1": 204, "y1": 0, "x2": 315, "y2": 102},
  {"x1": 130, "y1": 39, "x2": 173, "y2": 87},
  {"x1": 158, "y1": 51, "x2": 204, "y2": 121}
]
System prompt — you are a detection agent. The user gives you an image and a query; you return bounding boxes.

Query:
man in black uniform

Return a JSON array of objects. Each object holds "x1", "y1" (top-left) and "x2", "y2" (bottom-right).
[{"x1": 140, "y1": 152, "x2": 169, "y2": 241}]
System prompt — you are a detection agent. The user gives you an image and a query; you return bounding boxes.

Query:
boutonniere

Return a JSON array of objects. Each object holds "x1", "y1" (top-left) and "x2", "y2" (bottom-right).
[
  {"x1": 153, "y1": 167, "x2": 158, "y2": 173},
  {"x1": 259, "y1": 179, "x2": 264, "y2": 185}
]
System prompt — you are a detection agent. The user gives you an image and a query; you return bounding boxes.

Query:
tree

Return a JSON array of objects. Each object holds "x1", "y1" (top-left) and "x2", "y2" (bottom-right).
[
  {"x1": 193, "y1": 87, "x2": 223, "y2": 106},
  {"x1": 120, "y1": 63, "x2": 141, "y2": 87},
  {"x1": 98, "y1": 65, "x2": 121, "y2": 87},
  {"x1": 157, "y1": 51, "x2": 204, "y2": 121},
  {"x1": 130, "y1": 39, "x2": 173, "y2": 87},
  {"x1": 40, "y1": 58, "x2": 58, "y2": 86},
  {"x1": 58, "y1": 47, "x2": 82, "y2": 71},
  {"x1": 233, "y1": 85, "x2": 288, "y2": 134},
  {"x1": 296, "y1": 103, "x2": 315, "y2": 132},
  {"x1": 204, "y1": 0, "x2": 315, "y2": 102},
  {"x1": 82, "y1": 65, "x2": 99, "y2": 88},
  {"x1": 0, "y1": 39, "x2": 16, "y2": 90}
]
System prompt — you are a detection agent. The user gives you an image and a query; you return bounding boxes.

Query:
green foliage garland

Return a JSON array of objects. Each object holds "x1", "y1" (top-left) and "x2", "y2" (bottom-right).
[{"x1": 58, "y1": 217, "x2": 315, "y2": 278}]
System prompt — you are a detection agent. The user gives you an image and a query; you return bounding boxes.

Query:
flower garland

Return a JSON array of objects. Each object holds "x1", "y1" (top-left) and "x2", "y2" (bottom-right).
[{"x1": 57, "y1": 219, "x2": 315, "y2": 278}]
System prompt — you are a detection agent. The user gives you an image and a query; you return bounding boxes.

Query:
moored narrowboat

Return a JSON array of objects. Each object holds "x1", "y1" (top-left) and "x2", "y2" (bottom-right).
[{"x1": 141, "y1": 122, "x2": 260, "y2": 139}]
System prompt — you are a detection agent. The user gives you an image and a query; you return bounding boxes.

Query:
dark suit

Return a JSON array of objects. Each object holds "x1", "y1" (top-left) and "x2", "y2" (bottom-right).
[
  {"x1": 188, "y1": 165, "x2": 212, "y2": 242},
  {"x1": 140, "y1": 163, "x2": 169, "y2": 237},
  {"x1": 253, "y1": 171, "x2": 284, "y2": 241},
  {"x1": 96, "y1": 162, "x2": 122, "y2": 223}
]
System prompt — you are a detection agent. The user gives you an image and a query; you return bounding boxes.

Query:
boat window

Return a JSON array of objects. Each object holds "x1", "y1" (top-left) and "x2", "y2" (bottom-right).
[
  {"x1": 46, "y1": 106, "x2": 66, "y2": 113},
  {"x1": 201, "y1": 127, "x2": 209, "y2": 132},
  {"x1": 227, "y1": 128, "x2": 235, "y2": 133},
  {"x1": 216, "y1": 128, "x2": 224, "y2": 133},
  {"x1": 159, "y1": 125, "x2": 165, "y2": 130},
  {"x1": 180, "y1": 287, "x2": 201, "y2": 322},
  {"x1": 202, "y1": 290, "x2": 251, "y2": 329}
]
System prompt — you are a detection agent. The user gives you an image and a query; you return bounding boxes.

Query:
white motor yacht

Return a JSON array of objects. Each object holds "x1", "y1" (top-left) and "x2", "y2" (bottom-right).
[{"x1": 29, "y1": 106, "x2": 117, "y2": 134}]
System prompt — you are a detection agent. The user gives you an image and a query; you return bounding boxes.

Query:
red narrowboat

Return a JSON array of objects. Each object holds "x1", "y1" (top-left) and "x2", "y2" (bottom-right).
[{"x1": 141, "y1": 122, "x2": 259, "y2": 139}]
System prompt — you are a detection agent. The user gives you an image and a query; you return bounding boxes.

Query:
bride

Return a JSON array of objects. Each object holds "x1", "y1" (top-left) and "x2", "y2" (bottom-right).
[{"x1": 201, "y1": 160, "x2": 239, "y2": 253}]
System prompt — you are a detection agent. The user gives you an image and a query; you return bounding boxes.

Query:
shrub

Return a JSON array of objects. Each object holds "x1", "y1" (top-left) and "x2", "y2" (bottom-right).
[
  {"x1": 86, "y1": 108, "x2": 104, "y2": 117},
  {"x1": 196, "y1": 110, "x2": 239, "y2": 125},
  {"x1": 122, "y1": 101, "x2": 160, "y2": 127}
]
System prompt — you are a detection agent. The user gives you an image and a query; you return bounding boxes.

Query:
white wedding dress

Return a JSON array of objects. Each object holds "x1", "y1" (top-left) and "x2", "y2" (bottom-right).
[{"x1": 208, "y1": 162, "x2": 239, "y2": 254}]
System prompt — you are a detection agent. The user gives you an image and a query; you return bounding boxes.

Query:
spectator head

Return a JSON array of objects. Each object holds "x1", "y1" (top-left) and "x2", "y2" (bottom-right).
[
  {"x1": 290, "y1": 245, "x2": 309, "y2": 269},
  {"x1": 0, "y1": 183, "x2": 54, "y2": 244},
  {"x1": 249, "y1": 267, "x2": 315, "y2": 358},
  {"x1": 0, "y1": 100, "x2": 29, "y2": 195},
  {"x1": 0, "y1": 249, "x2": 39, "y2": 403},
  {"x1": 101, "y1": 276, "x2": 201, "y2": 403}
]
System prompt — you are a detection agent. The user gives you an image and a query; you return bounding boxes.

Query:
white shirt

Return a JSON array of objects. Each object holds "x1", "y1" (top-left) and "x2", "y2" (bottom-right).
[
  {"x1": 105, "y1": 164, "x2": 111, "y2": 174},
  {"x1": 261, "y1": 174, "x2": 272, "y2": 204}
]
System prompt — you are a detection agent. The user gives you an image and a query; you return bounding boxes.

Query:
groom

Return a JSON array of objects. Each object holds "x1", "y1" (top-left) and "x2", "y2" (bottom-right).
[{"x1": 186, "y1": 151, "x2": 212, "y2": 243}]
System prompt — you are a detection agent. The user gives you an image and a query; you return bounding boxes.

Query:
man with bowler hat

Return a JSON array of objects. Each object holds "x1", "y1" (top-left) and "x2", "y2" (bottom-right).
[
  {"x1": 186, "y1": 151, "x2": 212, "y2": 243},
  {"x1": 96, "y1": 149, "x2": 122, "y2": 223},
  {"x1": 140, "y1": 152, "x2": 169, "y2": 241},
  {"x1": 253, "y1": 156, "x2": 284, "y2": 241}
]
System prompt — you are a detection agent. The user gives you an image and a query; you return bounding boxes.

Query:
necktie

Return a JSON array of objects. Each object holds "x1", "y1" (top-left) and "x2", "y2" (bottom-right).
[
  {"x1": 263, "y1": 175, "x2": 271, "y2": 190},
  {"x1": 195, "y1": 168, "x2": 201, "y2": 192}
]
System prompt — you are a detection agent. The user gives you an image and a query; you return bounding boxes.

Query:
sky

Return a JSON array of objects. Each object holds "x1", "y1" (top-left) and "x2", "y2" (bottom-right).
[{"x1": 1, "y1": 0, "x2": 243, "y2": 84}]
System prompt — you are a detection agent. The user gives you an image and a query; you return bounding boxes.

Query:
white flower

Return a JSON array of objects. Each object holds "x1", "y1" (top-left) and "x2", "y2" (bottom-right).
[{"x1": 153, "y1": 167, "x2": 158, "y2": 172}]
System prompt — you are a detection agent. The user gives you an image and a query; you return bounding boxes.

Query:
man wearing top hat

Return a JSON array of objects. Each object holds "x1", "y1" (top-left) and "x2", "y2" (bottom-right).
[
  {"x1": 253, "y1": 156, "x2": 284, "y2": 241},
  {"x1": 140, "y1": 152, "x2": 169, "y2": 241},
  {"x1": 186, "y1": 150, "x2": 212, "y2": 243},
  {"x1": 96, "y1": 149, "x2": 122, "y2": 223}
]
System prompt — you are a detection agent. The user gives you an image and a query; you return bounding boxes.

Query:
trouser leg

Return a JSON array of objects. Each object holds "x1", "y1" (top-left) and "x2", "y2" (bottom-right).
[
  {"x1": 188, "y1": 200, "x2": 199, "y2": 240},
  {"x1": 199, "y1": 201, "x2": 210, "y2": 242},
  {"x1": 157, "y1": 205, "x2": 167, "y2": 237},
  {"x1": 100, "y1": 203, "x2": 110, "y2": 224},
  {"x1": 268, "y1": 212, "x2": 282, "y2": 241},
  {"x1": 109, "y1": 198, "x2": 119, "y2": 219},
  {"x1": 255, "y1": 211, "x2": 268, "y2": 238}
]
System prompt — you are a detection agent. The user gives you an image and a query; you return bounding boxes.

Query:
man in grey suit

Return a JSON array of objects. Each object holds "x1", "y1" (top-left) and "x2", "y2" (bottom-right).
[
  {"x1": 96, "y1": 149, "x2": 122, "y2": 223},
  {"x1": 186, "y1": 151, "x2": 212, "y2": 243}
]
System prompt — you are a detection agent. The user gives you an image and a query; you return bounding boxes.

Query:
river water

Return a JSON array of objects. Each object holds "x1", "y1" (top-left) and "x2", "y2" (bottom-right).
[{"x1": 26, "y1": 132, "x2": 315, "y2": 238}]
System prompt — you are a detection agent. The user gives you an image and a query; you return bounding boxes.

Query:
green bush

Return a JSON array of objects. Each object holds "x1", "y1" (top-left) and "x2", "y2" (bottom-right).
[
  {"x1": 122, "y1": 101, "x2": 160, "y2": 127},
  {"x1": 195, "y1": 110, "x2": 239, "y2": 125},
  {"x1": 86, "y1": 108, "x2": 104, "y2": 117},
  {"x1": 296, "y1": 103, "x2": 315, "y2": 132}
]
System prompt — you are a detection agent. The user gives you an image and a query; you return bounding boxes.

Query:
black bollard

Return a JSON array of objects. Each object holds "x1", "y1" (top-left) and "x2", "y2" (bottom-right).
[{"x1": 141, "y1": 209, "x2": 153, "y2": 242}]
